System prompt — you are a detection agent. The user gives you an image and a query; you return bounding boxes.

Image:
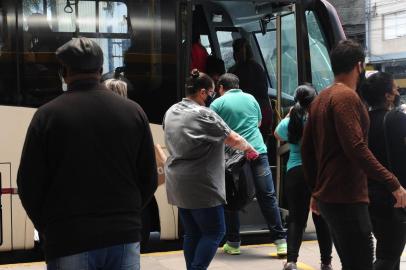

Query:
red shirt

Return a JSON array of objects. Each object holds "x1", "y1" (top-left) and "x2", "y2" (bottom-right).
[{"x1": 191, "y1": 43, "x2": 208, "y2": 73}]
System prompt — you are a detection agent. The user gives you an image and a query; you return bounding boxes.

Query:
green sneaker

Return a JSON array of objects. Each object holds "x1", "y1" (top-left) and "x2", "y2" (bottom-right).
[
  {"x1": 275, "y1": 238, "x2": 287, "y2": 257},
  {"x1": 223, "y1": 243, "x2": 241, "y2": 255}
]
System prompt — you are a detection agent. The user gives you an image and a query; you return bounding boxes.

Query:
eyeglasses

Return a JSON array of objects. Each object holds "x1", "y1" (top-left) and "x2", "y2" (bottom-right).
[{"x1": 206, "y1": 89, "x2": 215, "y2": 96}]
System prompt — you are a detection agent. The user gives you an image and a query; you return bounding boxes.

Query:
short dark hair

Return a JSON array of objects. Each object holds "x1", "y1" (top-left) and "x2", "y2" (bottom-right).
[
  {"x1": 361, "y1": 71, "x2": 394, "y2": 107},
  {"x1": 232, "y1": 38, "x2": 253, "y2": 63},
  {"x1": 185, "y1": 69, "x2": 214, "y2": 96},
  {"x1": 330, "y1": 40, "x2": 365, "y2": 76},
  {"x1": 206, "y1": 56, "x2": 225, "y2": 77},
  {"x1": 218, "y1": 73, "x2": 240, "y2": 91}
]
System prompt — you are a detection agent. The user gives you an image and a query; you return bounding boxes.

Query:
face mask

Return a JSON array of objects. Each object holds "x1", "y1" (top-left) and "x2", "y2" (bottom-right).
[
  {"x1": 205, "y1": 94, "x2": 214, "y2": 107},
  {"x1": 394, "y1": 94, "x2": 401, "y2": 108}
]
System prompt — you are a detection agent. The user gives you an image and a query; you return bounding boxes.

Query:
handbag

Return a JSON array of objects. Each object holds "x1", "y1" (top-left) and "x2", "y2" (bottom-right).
[{"x1": 224, "y1": 146, "x2": 256, "y2": 211}]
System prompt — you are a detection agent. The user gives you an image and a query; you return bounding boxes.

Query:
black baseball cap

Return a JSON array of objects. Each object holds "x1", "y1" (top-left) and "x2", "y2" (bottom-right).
[{"x1": 56, "y1": 37, "x2": 103, "y2": 72}]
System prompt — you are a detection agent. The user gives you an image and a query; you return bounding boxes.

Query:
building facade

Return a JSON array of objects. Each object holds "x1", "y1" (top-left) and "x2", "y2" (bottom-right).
[
  {"x1": 366, "y1": 0, "x2": 406, "y2": 89},
  {"x1": 328, "y1": 0, "x2": 366, "y2": 45}
]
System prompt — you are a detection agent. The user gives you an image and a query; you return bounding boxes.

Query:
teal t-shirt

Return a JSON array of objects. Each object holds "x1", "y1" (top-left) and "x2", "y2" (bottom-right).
[
  {"x1": 210, "y1": 89, "x2": 267, "y2": 154},
  {"x1": 275, "y1": 117, "x2": 302, "y2": 171}
]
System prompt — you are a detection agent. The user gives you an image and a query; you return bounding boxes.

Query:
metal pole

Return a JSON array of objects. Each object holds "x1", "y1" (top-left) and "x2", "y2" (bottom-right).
[{"x1": 276, "y1": 13, "x2": 282, "y2": 201}]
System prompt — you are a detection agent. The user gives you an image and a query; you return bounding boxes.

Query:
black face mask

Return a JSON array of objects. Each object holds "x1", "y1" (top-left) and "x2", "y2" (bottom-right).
[
  {"x1": 356, "y1": 69, "x2": 366, "y2": 96},
  {"x1": 394, "y1": 94, "x2": 401, "y2": 108},
  {"x1": 205, "y1": 94, "x2": 214, "y2": 107}
]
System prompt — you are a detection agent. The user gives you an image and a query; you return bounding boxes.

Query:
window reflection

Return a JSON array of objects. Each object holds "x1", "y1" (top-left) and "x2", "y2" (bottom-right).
[
  {"x1": 19, "y1": 0, "x2": 130, "y2": 107},
  {"x1": 306, "y1": 11, "x2": 334, "y2": 92},
  {"x1": 78, "y1": 1, "x2": 96, "y2": 32},
  {"x1": 99, "y1": 1, "x2": 128, "y2": 34}
]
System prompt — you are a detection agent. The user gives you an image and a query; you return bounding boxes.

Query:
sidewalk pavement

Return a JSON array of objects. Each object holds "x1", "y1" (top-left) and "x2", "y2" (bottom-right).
[{"x1": 1, "y1": 241, "x2": 406, "y2": 270}]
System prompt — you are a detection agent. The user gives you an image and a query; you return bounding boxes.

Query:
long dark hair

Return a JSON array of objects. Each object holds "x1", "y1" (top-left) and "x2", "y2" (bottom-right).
[
  {"x1": 361, "y1": 72, "x2": 394, "y2": 107},
  {"x1": 232, "y1": 38, "x2": 253, "y2": 63},
  {"x1": 288, "y1": 84, "x2": 317, "y2": 144},
  {"x1": 185, "y1": 69, "x2": 214, "y2": 96}
]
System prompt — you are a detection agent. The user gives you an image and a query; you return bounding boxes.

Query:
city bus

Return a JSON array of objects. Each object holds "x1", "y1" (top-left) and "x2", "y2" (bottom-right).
[{"x1": 0, "y1": 0, "x2": 345, "y2": 255}]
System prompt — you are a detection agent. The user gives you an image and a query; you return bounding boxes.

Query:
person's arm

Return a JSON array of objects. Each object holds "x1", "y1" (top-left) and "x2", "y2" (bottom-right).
[
  {"x1": 386, "y1": 110, "x2": 406, "y2": 188},
  {"x1": 224, "y1": 131, "x2": 256, "y2": 154},
  {"x1": 204, "y1": 107, "x2": 258, "y2": 156},
  {"x1": 274, "y1": 118, "x2": 289, "y2": 143},
  {"x1": 17, "y1": 117, "x2": 48, "y2": 231},
  {"x1": 301, "y1": 116, "x2": 318, "y2": 191},
  {"x1": 254, "y1": 98, "x2": 262, "y2": 128},
  {"x1": 136, "y1": 110, "x2": 158, "y2": 209},
  {"x1": 332, "y1": 92, "x2": 400, "y2": 191}
]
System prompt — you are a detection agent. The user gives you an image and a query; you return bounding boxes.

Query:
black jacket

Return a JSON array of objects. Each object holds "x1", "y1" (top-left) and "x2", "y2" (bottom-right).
[
  {"x1": 368, "y1": 108, "x2": 406, "y2": 206},
  {"x1": 17, "y1": 79, "x2": 158, "y2": 260}
]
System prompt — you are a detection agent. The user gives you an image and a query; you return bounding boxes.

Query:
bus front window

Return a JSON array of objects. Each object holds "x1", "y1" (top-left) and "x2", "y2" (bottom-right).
[{"x1": 306, "y1": 11, "x2": 334, "y2": 92}]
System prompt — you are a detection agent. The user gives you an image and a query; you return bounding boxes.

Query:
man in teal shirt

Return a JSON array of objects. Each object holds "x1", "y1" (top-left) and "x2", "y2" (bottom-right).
[{"x1": 210, "y1": 73, "x2": 286, "y2": 256}]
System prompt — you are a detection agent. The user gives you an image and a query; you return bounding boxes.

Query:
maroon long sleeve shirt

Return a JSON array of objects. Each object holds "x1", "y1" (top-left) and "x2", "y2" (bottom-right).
[{"x1": 302, "y1": 83, "x2": 400, "y2": 203}]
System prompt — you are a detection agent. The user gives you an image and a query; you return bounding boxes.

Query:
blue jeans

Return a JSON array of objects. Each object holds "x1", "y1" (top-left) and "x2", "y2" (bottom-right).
[
  {"x1": 225, "y1": 154, "x2": 286, "y2": 242},
  {"x1": 47, "y1": 243, "x2": 140, "y2": 270},
  {"x1": 179, "y1": 205, "x2": 226, "y2": 270}
]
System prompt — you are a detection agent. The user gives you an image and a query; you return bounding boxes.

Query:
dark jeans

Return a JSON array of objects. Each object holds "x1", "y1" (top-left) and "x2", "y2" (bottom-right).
[
  {"x1": 285, "y1": 166, "x2": 332, "y2": 264},
  {"x1": 225, "y1": 154, "x2": 286, "y2": 242},
  {"x1": 319, "y1": 201, "x2": 374, "y2": 270},
  {"x1": 47, "y1": 243, "x2": 140, "y2": 270},
  {"x1": 370, "y1": 204, "x2": 406, "y2": 270},
  {"x1": 179, "y1": 205, "x2": 226, "y2": 270}
]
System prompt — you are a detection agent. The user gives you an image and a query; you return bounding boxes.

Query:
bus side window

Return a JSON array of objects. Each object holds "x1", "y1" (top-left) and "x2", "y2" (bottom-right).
[
  {"x1": 306, "y1": 11, "x2": 334, "y2": 92},
  {"x1": 280, "y1": 13, "x2": 298, "y2": 101},
  {"x1": 216, "y1": 30, "x2": 241, "y2": 70},
  {"x1": 20, "y1": 0, "x2": 131, "y2": 107},
  {"x1": 0, "y1": 3, "x2": 18, "y2": 106},
  {"x1": 200, "y1": 35, "x2": 212, "y2": 55},
  {"x1": 255, "y1": 13, "x2": 298, "y2": 107}
]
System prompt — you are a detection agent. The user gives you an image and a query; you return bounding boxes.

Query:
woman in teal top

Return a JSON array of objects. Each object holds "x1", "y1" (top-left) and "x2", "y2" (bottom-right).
[{"x1": 275, "y1": 84, "x2": 333, "y2": 270}]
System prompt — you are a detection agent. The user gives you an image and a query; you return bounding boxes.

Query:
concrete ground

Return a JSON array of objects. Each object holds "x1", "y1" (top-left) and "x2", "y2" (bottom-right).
[{"x1": 1, "y1": 241, "x2": 405, "y2": 270}]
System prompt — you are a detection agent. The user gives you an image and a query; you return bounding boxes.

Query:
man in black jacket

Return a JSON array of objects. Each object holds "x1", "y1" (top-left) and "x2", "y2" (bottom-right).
[{"x1": 17, "y1": 37, "x2": 158, "y2": 270}]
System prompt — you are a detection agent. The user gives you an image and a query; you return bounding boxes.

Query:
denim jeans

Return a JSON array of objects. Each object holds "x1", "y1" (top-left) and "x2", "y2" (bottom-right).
[
  {"x1": 179, "y1": 205, "x2": 226, "y2": 270},
  {"x1": 47, "y1": 242, "x2": 140, "y2": 270},
  {"x1": 319, "y1": 201, "x2": 373, "y2": 270},
  {"x1": 225, "y1": 153, "x2": 286, "y2": 242},
  {"x1": 370, "y1": 204, "x2": 406, "y2": 270}
]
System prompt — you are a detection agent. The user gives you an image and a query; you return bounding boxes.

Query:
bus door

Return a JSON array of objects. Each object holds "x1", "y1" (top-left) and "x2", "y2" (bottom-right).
[
  {"x1": 257, "y1": 2, "x2": 339, "y2": 228},
  {"x1": 262, "y1": 4, "x2": 300, "y2": 214},
  {"x1": 193, "y1": 0, "x2": 297, "y2": 229}
]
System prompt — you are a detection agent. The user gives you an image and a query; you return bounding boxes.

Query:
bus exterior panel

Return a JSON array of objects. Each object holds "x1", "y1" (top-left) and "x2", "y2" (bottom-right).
[{"x1": 0, "y1": 106, "x2": 36, "y2": 251}]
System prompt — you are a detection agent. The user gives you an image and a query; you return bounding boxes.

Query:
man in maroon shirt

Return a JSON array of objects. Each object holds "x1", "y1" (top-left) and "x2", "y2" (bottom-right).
[{"x1": 302, "y1": 40, "x2": 406, "y2": 270}]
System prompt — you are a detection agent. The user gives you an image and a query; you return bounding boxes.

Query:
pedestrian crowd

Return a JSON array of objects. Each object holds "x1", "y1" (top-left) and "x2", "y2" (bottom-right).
[{"x1": 16, "y1": 36, "x2": 406, "y2": 270}]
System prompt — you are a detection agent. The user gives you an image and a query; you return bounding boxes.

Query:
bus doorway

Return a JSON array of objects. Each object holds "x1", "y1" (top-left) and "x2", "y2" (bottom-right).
[{"x1": 190, "y1": 0, "x2": 342, "y2": 233}]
